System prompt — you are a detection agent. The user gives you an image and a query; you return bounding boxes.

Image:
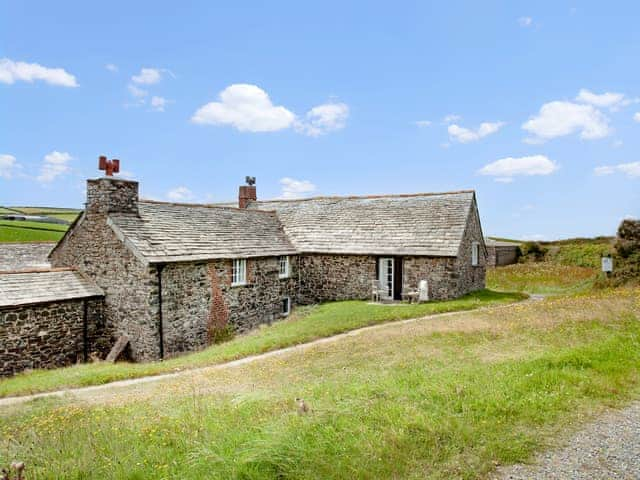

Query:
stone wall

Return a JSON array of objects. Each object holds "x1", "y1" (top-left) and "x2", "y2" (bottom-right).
[
  {"x1": 158, "y1": 256, "x2": 298, "y2": 358},
  {"x1": 0, "y1": 298, "x2": 104, "y2": 377},
  {"x1": 49, "y1": 179, "x2": 159, "y2": 361},
  {"x1": 402, "y1": 256, "x2": 459, "y2": 300},
  {"x1": 453, "y1": 197, "x2": 486, "y2": 294},
  {"x1": 298, "y1": 254, "x2": 376, "y2": 303}
]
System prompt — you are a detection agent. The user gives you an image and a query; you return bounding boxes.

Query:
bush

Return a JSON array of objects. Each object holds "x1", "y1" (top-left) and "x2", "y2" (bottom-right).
[{"x1": 519, "y1": 242, "x2": 548, "y2": 262}]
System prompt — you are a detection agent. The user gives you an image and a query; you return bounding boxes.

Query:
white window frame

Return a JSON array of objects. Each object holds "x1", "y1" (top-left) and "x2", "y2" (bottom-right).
[
  {"x1": 232, "y1": 258, "x2": 247, "y2": 286},
  {"x1": 279, "y1": 255, "x2": 290, "y2": 279},
  {"x1": 471, "y1": 242, "x2": 479, "y2": 266},
  {"x1": 281, "y1": 296, "x2": 291, "y2": 316}
]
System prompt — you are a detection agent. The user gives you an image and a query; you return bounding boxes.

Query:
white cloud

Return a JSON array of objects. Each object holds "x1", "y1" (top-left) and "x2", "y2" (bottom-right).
[
  {"x1": 150, "y1": 96, "x2": 169, "y2": 112},
  {"x1": 414, "y1": 120, "x2": 432, "y2": 127},
  {"x1": 296, "y1": 102, "x2": 349, "y2": 136},
  {"x1": 105, "y1": 63, "x2": 118, "y2": 73},
  {"x1": 131, "y1": 67, "x2": 162, "y2": 85},
  {"x1": 594, "y1": 162, "x2": 640, "y2": 178},
  {"x1": 0, "y1": 154, "x2": 20, "y2": 179},
  {"x1": 167, "y1": 186, "x2": 194, "y2": 202},
  {"x1": 37, "y1": 151, "x2": 72, "y2": 183},
  {"x1": 279, "y1": 177, "x2": 317, "y2": 199},
  {"x1": 478, "y1": 155, "x2": 558, "y2": 181},
  {"x1": 191, "y1": 84, "x2": 296, "y2": 132},
  {"x1": 522, "y1": 101, "x2": 611, "y2": 142},
  {"x1": 575, "y1": 88, "x2": 626, "y2": 110},
  {"x1": 518, "y1": 16, "x2": 533, "y2": 27},
  {"x1": 442, "y1": 114, "x2": 461, "y2": 124},
  {"x1": 634, "y1": 112, "x2": 640, "y2": 122},
  {"x1": 127, "y1": 84, "x2": 148, "y2": 98},
  {"x1": 0, "y1": 58, "x2": 78, "y2": 87},
  {"x1": 448, "y1": 121, "x2": 505, "y2": 143}
]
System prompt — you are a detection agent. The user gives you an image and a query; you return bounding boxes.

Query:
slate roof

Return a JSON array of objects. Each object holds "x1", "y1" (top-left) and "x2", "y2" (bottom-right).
[
  {"x1": 108, "y1": 201, "x2": 297, "y2": 263},
  {"x1": 485, "y1": 238, "x2": 521, "y2": 248},
  {"x1": 0, "y1": 269, "x2": 104, "y2": 308},
  {"x1": 248, "y1": 191, "x2": 476, "y2": 257},
  {"x1": 0, "y1": 242, "x2": 53, "y2": 271}
]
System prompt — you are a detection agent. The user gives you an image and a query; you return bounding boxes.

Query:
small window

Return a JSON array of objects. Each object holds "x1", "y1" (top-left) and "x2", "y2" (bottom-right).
[
  {"x1": 281, "y1": 297, "x2": 291, "y2": 316},
  {"x1": 232, "y1": 258, "x2": 247, "y2": 285},
  {"x1": 471, "y1": 242, "x2": 479, "y2": 266},
  {"x1": 279, "y1": 255, "x2": 290, "y2": 278}
]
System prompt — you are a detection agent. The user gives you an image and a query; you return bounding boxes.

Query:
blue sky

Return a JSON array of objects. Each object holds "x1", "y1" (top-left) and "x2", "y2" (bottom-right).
[{"x1": 1, "y1": 1, "x2": 639, "y2": 240}]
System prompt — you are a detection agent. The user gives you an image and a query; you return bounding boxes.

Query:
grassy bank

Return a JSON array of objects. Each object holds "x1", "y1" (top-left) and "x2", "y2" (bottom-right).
[
  {"x1": 1, "y1": 288, "x2": 638, "y2": 479},
  {"x1": 487, "y1": 263, "x2": 597, "y2": 294},
  {"x1": 0, "y1": 289, "x2": 525, "y2": 399}
]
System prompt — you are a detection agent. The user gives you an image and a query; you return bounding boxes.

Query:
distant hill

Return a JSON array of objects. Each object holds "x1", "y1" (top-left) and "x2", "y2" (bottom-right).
[{"x1": 0, "y1": 206, "x2": 80, "y2": 243}]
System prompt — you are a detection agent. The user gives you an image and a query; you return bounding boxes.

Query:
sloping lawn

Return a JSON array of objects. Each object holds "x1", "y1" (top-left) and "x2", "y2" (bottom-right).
[
  {"x1": 0, "y1": 289, "x2": 525, "y2": 398},
  {"x1": 1, "y1": 288, "x2": 638, "y2": 479}
]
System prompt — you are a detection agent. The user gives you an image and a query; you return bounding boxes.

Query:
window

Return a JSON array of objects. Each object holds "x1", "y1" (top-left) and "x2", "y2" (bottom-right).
[
  {"x1": 279, "y1": 255, "x2": 290, "y2": 278},
  {"x1": 471, "y1": 242, "x2": 479, "y2": 266},
  {"x1": 281, "y1": 297, "x2": 290, "y2": 316},
  {"x1": 232, "y1": 258, "x2": 247, "y2": 285}
]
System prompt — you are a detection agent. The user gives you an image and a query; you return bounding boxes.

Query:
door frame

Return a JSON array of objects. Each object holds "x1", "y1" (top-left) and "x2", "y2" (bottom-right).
[{"x1": 377, "y1": 257, "x2": 394, "y2": 300}]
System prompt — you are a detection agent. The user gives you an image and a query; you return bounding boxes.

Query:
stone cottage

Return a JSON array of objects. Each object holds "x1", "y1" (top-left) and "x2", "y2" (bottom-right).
[{"x1": 46, "y1": 175, "x2": 487, "y2": 362}]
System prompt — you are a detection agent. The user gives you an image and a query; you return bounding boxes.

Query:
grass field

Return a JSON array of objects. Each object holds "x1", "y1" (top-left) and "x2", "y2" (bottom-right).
[
  {"x1": 1, "y1": 288, "x2": 638, "y2": 479},
  {"x1": 0, "y1": 219, "x2": 67, "y2": 242},
  {"x1": 0, "y1": 206, "x2": 79, "y2": 242},
  {"x1": 0, "y1": 289, "x2": 525, "y2": 399},
  {"x1": 487, "y1": 263, "x2": 598, "y2": 294}
]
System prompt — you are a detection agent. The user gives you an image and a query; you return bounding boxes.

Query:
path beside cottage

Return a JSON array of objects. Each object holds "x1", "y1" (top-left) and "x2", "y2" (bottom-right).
[
  {"x1": 0, "y1": 297, "x2": 534, "y2": 408},
  {"x1": 491, "y1": 401, "x2": 640, "y2": 480}
]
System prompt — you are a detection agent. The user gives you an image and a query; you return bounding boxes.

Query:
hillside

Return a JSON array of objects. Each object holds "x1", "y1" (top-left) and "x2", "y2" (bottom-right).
[{"x1": 0, "y1": 206, "x2": 80, "y2": 243}]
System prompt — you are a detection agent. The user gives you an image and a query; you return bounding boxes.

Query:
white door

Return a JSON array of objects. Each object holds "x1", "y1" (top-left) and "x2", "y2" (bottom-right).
[{"x1": 378, "y1": 257, "x2": 394, "y2": 300}]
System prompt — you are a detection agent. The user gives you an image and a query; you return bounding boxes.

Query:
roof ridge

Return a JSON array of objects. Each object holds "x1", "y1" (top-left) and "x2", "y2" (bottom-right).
[
  {"x1": 138, "y1": 198, "x2": 277, "y2": 215},
  {"x1": 0, "y1": 267, "x2": 76, "y2": 275},
  {"x1": 253, "y1": 190, "x2": 476, "y2": 204}
]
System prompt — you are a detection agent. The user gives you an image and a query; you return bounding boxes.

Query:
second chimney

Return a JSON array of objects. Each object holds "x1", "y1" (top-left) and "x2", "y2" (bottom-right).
[{"x1": 238, "y1": 178, "x2": 257, "y2": 208}]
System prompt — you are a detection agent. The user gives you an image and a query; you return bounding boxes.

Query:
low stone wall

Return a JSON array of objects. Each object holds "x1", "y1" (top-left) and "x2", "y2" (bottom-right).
[{"x1": 0, "y1": 298, "x2": 105, "y2": 377}]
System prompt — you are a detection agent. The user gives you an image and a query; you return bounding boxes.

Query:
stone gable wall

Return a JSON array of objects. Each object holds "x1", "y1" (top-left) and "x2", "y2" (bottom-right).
[
  {"x1": 49, "y1": 213, "x2": 159, "y2": 361},
  {"x1": 453, "y1": 198, "x2": 486, "y2": 294},
  {"x1": 0, "y1": 298, "x2": 104, "y2": 377},
  {"x1": 158, "y1": 256, "x2": 298, "y2": 358}
]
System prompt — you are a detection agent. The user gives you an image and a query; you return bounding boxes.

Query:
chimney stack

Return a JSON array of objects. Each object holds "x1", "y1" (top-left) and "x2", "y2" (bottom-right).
[
  {"x1": 238, "y1": 176, "x2": 257, "y2": 208},
  {"x1": 86, "y1": 156, "x2": 138, "y2": 214}
]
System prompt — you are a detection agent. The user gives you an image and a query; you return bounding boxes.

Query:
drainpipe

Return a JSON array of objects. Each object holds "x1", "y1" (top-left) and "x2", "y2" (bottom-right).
[
  {"x1": 82, "y1": 299, "x2": 89, "y2": 362},
  {"x1": 157, "y1": 263, "x2": 166, "y2": 360}
]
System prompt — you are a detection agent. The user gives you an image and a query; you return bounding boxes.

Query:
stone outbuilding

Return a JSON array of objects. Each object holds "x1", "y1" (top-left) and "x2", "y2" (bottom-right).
[
  {"x1": 485, "y1": 238, "x2": 520, "y2": 267},
  {"x1": 46, "y1": 175, "x2": 488, "y2": 362},
  {"x1": 0, "y1": 269, "x2": 104, "y2": 376}
]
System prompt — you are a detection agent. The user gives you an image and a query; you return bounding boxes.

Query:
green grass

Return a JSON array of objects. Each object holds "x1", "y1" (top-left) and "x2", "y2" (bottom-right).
[
  {"x1": 0, "y1": 289, "x2": 525, "y2": 399},
  {"x1": 1, "y1": 289, "x2": 638, "y2": 479},
  {"x1": 0, "y1": 221, "x2": 67, "y2": 242},
  {"x1": 487, "y1": 263, "x2": 598, "y2": 294}
]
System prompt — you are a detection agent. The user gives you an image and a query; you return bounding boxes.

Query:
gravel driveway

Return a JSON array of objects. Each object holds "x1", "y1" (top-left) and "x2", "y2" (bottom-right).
[{"x1": 492, "y1": 401, "x2": 640, "y2": 479}]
